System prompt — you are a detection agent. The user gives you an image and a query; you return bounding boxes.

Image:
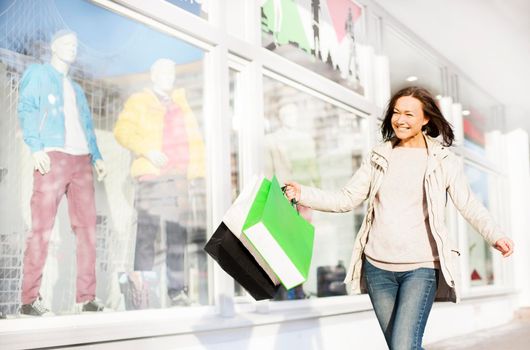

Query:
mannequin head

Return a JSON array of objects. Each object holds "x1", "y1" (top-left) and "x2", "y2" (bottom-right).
[
  {"x1": 278, "y1": 103, "x2": 298, "y2": 129},
  {"x1": 150, "y1": 58, "x2": 176, "y2": 94},
  {"x1": 51, "y1": 30, "x2": 78, "y2": 65}
]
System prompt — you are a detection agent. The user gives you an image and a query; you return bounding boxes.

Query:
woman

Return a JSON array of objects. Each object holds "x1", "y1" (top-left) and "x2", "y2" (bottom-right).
[{"x1": 284, "y1": 86, "x2": 514, "y2": 350}]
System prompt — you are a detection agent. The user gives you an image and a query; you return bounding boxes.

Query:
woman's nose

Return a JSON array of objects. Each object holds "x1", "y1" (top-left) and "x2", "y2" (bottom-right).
[{"x1": 395, "y1": 114, "x2": 406, "y2": 124}]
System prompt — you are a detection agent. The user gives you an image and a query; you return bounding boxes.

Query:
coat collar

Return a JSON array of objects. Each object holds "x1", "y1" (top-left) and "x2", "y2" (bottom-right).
[{"x1": 371, "y1": 134, "x2": 450, "y2": 176}]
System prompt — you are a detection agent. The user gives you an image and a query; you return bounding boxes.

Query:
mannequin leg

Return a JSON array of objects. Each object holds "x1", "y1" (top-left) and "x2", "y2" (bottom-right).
[
  {"x1": 166, "y1": 220, "x2": 187, "y2": 296},
  {"x1": 66, "y1": 155, "x2": 97, "y2": 303},
  {"x1": 133, "y1": 209, "x2": 160, "y2": 271},
  {"x1": 21, "y1": 152, "x2": 69, "y2": 305}
]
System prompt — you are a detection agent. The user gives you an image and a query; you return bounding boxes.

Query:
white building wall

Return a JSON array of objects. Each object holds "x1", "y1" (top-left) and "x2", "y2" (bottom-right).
[{"x1": 1, "y1": 293, "x2": 519, "y2": 349}]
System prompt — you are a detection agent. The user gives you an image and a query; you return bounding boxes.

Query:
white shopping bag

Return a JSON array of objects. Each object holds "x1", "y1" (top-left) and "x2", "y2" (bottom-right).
[{"x1": 223, "y1": 175, "x2": 280, "y2": 286}]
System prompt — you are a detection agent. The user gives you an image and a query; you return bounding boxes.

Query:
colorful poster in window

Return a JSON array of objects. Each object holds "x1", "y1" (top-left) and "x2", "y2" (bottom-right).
[{"x1": 261, "y1": 0, "x2": 364, "y2": 94}]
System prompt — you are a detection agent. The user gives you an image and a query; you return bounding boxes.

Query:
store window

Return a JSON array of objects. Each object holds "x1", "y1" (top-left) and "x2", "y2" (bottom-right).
[
  {"x1": 263, "y1": 76, "x2": 367, "y2": 299},
  {"x1": 458, "y1": 77, "x2": 504, "y2": 156},
  {"x1": 464, "y1": 163, "x2": 495, "y2": 287},
  {"x1": 0, "y1": 0, "x2": 210, "y2": 317},
  {"x1": 381, "y1": 23, "x2": 444, "y2": 98},
  {"x1": 165, "y1": 0, "x2": 209, "y2": 19},
  {"x1": 261, "y1": 0, "x2": 365, "y2": 95}
]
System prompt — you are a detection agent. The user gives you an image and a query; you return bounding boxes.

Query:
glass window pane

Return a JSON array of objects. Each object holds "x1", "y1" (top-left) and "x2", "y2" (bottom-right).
[
  {"x1": 464, "y1": 164, "x2": 495, "y2": 287},
  {"x1": 261, "y1": 0, "x2": 366, "y2": 95},
  {"x1": 0, "y1": 0, "x2": 209, "y2": 317},
  {"x1": 459, "y1": 78, "x2": 503, "y2": 156},
  {"x1": 164, "y1": 0, "x2": 209, "y2": 19},
  {"x1": 263, "y1": 76, "x2": 367, "y2": 299}
]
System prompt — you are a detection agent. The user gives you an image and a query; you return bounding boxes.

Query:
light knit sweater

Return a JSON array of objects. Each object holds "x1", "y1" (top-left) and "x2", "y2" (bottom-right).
[{"x1": 364, "y1": 146, "x2": 440, "y2": 272}]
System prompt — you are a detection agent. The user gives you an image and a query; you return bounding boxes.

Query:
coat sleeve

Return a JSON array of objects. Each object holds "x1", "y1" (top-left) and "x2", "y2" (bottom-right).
[
  {"x1": 298, "y1": 152, "x2": 372, "y2": 213},
  {"x1": 113, "y1": 94, "x2": 152, "y2": 157},
  {"x1": 17, "y1": 64, "x2": 44, "y2": 153},
  {"x1": 446, "y1": 155, "x2": 505, "y2": 246}
]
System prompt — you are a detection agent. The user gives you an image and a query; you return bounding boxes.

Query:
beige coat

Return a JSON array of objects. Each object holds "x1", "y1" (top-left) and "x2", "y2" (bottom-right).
[{"x1": 299, "y1": 134, "x2": 505, "y2": 303}]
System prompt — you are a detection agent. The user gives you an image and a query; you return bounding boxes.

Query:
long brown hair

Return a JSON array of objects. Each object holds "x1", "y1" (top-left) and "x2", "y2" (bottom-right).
[{"x1": 380, "y1": 86, "x2": 455, "y2": 147}]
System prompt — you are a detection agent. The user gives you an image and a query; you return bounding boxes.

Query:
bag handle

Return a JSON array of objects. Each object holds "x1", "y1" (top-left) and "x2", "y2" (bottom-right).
[{"x1": 281, "y1": 185, "x2": 299, "y2": 214}]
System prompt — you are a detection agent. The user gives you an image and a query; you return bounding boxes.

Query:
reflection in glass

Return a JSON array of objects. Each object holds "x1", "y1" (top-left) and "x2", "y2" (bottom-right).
[
  {"x1": 261, "y1": 0, "x2": 365, "y2": 94},
  {"x1": 464, "y1": 164, "x2": 494, "y2": 286},
  {"x1": 263, "y1": 76, "x2": 366, "y2": 299},
  {"x1": 0, "y1": 0, "x2": 209, "y2": 317},
  {"x1": 459, "y1": 78, "x2": 503, "y2": 155}
]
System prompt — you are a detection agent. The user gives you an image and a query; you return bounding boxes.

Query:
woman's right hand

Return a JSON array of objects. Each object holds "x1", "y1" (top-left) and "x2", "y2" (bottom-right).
[{"x1": 284, "y1": 181, "x2": 301, "y2": 203}]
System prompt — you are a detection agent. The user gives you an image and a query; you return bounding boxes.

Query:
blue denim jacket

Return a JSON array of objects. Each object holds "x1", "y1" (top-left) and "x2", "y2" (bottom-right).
[{"x1": 17, "y1": 63, "x2": 102, "y2": 163}]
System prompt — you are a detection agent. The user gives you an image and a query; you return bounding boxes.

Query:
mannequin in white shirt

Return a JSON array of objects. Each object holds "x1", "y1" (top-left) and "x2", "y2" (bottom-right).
[
  {"x1": 18, "y1": 30, "x2": 108, "y2": 316},
  {"x1": 32, "y1": 32, "x2": 106, "y2": 180}
]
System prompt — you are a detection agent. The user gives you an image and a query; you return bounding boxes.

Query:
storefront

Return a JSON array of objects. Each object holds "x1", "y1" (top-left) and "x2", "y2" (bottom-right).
[{"x1": 0, "y1": 1, "x2": 525, "y2": 349}]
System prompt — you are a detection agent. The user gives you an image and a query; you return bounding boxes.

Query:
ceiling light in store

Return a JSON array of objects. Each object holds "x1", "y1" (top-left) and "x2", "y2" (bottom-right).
[
  {"x1": 462, "y1": 110, "x2": 471, "y2": 116},
  {"x1": 406, "y1": 76, "x2": 418, "y2": 82}
]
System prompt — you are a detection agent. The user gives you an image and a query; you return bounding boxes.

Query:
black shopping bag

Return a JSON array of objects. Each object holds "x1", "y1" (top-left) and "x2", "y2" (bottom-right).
[{"x1": 204, "y1": 222, "x2": 279, "y2": 300}]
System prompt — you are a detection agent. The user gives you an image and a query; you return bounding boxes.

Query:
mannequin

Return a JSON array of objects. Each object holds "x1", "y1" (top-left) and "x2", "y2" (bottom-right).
[
  {"x1": 17, "y1": 30, "x2": 106, "y2": 316},
  {"x1": 345, "y1": 7, "x2": 360, "y2": 86},
  {"x1": 114, "y1": 58, "x2": 205, "y2": 307},
  {"x1": 265, "y1": 103, "x2": 320, "y2": 189}
]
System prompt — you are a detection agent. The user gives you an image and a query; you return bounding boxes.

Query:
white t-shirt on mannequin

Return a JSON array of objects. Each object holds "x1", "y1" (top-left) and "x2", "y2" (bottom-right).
[{"x1": 62, "y1": 77, "x2": 89, "y2": 155}]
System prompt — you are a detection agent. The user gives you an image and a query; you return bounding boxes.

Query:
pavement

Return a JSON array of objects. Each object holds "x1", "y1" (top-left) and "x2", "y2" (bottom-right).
[{"x1": 426, "y1": 310, "x2": 530, "y2": 350}]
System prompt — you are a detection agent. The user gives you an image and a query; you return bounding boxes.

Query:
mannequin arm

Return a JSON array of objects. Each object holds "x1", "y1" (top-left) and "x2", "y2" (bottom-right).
[
  {"x1": 94, "y1": 159, "x2": 107, "y2": 181},
  {"x1": 145, "y1": 151, "x2": 167, "y2": 168},
  {"x1": 32, "y1": 151, "x2": 51, "y2": 175},
  {"x1": 113, "y1": 95, "x2": 152, "y2": 156}
]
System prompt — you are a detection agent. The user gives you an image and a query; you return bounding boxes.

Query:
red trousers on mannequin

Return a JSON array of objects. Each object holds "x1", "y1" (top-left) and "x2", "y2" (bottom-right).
[{"x1": 21, "y1": 151, "x2": 97, "y2": 304}]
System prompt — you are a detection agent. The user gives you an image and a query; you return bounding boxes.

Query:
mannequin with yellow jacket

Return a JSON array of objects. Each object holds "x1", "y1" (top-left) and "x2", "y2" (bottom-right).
[{"x1": 114, "y1": 58, "x2": 205, "y2": 306}]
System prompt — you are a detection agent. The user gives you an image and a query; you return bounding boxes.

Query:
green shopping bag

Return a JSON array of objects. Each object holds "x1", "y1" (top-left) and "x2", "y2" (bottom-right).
[{"x1": 242, "y1": 176, "x2": 315, "y2": 290}]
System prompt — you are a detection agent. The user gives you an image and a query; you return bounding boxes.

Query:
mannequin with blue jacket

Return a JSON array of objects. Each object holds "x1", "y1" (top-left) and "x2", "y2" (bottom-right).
[{"x1": 17, "y1": 30, "x2": 106, "y2": 316}]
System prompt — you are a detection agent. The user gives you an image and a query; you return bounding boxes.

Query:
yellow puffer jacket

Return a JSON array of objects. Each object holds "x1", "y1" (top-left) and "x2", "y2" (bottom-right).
[{"x1": 114, "y1": 88, "x2": 205, "y2": 179}]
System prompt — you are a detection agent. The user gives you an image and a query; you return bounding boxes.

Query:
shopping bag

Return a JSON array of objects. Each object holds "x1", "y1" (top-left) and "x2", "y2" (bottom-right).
[
  {"x1": 242, "y1": 176, "x2": 315, "y2": 290},
  {"x1": 223, "y1": 175, "x2": 280, "y2": 285},
  {"x1": 118, "y1": 271, "x2": 160, "y2": 310},
  {"x1": 204, "y1": 222, "x2": 279, "y2": 300}
]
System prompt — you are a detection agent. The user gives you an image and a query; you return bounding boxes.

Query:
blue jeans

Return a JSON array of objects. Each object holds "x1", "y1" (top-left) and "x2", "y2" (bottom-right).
[{"x1": 363, "y1": 259, "x2": 439, "y2": 350}]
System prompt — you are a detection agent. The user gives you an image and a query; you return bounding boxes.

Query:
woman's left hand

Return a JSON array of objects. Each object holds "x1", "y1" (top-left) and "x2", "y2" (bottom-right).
[{"x1": 494, "y1": 237, "x2": 514, "y2": 257}]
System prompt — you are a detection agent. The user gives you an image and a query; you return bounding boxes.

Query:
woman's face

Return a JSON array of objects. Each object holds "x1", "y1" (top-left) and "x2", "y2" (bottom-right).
[{"x1": 391, "y1": 96, "x2": 429, "y2": 141}]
